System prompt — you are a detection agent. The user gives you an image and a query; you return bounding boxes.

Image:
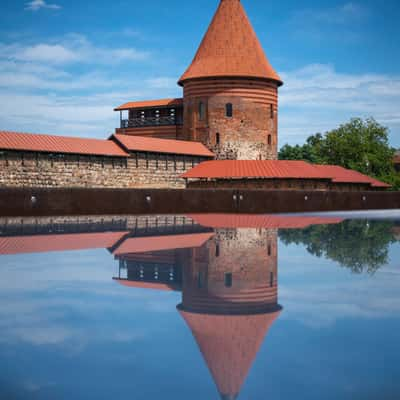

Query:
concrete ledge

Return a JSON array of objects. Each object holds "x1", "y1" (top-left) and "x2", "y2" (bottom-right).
[{"x1": 0, "y1": 188, "x2": 399, "y2": 216}]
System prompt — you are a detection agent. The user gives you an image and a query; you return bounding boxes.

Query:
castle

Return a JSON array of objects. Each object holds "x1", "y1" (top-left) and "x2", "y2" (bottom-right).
[{"x1": 0, "y1": 0, "x2": 389, "y2": 191}]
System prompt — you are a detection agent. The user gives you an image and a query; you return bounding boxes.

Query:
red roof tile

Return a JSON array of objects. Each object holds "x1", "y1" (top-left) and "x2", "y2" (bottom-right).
[
  {"x1": 188, "y1": 214, "x2": 343, "y2": 229},
  {"x1": 181, "y1": 160, "x2": 328, "y2": 179},
  {"x1": 0, "y1": 131, "x2": 128, "y2": 158},
  {"x1": 182, "y1": 160, "x2": 391, "y2": 188},
  {"x1": 0, "y1": 232, "x2": 129, "y2": 255},
  {"x1": 179, "y1": 0, "x2": 282, "y2": 85},
  {"x1": 112, "y1": 134, "x2": 214, "y2": 158},
  {"x1": 113, "y1": 233, "x2": 214, "y2": 256},
  {"x1": 179, "y1": 309, "x2": 281, "y2": 398},
  {"x1": 114, "y1": 98, "x2": 183, "y2": 111},
  {"x1": 314, "y1": 165, "x2": 391, "y2": 188}
]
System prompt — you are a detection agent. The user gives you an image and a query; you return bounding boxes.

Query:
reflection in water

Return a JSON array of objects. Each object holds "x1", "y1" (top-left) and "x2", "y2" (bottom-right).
[
  {"x1": 0, "y1": 214, "x2": 398, "y2": 399},
  {"x1": 279, "y1": 219, "x2": 399, "y2": 274}
]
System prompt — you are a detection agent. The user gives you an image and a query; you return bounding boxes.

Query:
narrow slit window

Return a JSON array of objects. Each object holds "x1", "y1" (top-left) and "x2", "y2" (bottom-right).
[
  {"x1": 270, "y1": 104, "x2": 274, "y2": 119},
  {"x1": 215, "y1": 244, "x2": 220, "y2": 257},
  {"x1": 270, "y1": 272, "x2": 274, "y2": 287},
  {"x1": 268, "y1": 134, "x2": 272, "y2": 146},
  {"x1": 225, "y1": 103, "x2": 233, "y2": 118},
  {"x1": 199, "y1": 102, "x2": 205, "y2": 121},
  {"x1": 267, "y1": 243, "x2": 272, "y2": 256},
  {"x1": 216, "y1": 132, "x2": 220, "y2": 145},
  {"x1": 225, "y1": 273, "x2": 233, "y2": 288}
]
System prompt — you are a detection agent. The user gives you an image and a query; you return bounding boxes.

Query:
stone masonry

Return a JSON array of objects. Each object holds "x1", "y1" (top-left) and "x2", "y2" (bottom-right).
[{"x1": 0, "y1": 151, "x2": 205, "y2": 189}]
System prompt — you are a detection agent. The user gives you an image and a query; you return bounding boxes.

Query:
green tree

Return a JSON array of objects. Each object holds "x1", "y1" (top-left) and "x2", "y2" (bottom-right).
[
  {"x1": 279, "y1": 220, "x2": 396, "y2": 274},
  {"x1": 279, "y1": 118, "x2": 399, "y2": 189}
]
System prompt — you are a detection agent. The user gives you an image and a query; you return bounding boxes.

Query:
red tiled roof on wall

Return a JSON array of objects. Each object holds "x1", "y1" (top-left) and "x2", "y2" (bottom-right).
[
  {"x1": 114, "y1": 98, "x2": 183, "y2": 111},
  {"x1": 179, "y1": 0, "x2": 282, "y2": 85},
  {"x1": 0, "y1": 131, "x2": 129, "y2": 158},
  {"x1": 181, "y1": 160, "x2": 391, "y2": 188},
  {"x1": 111, "y1": 134, "x2": 215, "y2": 158}
]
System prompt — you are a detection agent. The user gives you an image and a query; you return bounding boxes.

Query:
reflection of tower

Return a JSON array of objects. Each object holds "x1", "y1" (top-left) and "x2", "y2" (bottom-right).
[{"x1": 178, "y1": 227, "x2": 281, "y2": 400}]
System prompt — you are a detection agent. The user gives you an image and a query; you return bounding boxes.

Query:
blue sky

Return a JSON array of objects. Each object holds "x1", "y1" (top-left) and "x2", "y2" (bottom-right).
[{"x1": 0, "y1": 0, "x2": 399, "y2": 148}]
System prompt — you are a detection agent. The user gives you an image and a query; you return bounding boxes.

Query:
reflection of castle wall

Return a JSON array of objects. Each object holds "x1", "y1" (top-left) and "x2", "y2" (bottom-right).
[{"x1": 180, "y1": 228, "x2": 278, "y2": 315}]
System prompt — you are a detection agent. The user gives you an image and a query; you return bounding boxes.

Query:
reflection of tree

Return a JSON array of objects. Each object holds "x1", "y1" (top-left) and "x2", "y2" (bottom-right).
[{"x1": 279, "y1": 220, "x2": 396, "y2": 274}]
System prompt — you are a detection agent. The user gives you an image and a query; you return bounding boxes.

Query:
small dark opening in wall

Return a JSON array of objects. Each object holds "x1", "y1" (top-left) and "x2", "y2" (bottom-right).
[
  {"x1": 268, "y1": 134, "x2": 272, "y2": 146},
  {"x1": 270, "y1": 104, "x2": 274, "y2": 119},
  {"x1": 216, "y1": 132, "x2": 220, "y2": 145},
  {"x1": 225, "y1": 273, "x2": 233, "y2": 288},
  {"x1": 215, "y1": 244, "x2": 220, "y2": 257},
  {"x1": 225, "y1": 103, "x2": 233, "y2": 118},
  {"x1": 199, "y1": 101, "x2": 205, "y2": 121},
  {"x1": 270, "y1": 272, "x2": 274, "y2": 287},
  {"x1": 268, "y1": 243, "x2": 272, "y2": 256},
  {"x1": 198, "y1": 272, "x2": 205, "y2": 289}
]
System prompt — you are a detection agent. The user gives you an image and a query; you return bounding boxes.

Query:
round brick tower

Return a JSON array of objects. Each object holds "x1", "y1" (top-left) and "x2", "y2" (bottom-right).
[{"x1": 179, "y1": 0, "x2": 283, "y2": 160}]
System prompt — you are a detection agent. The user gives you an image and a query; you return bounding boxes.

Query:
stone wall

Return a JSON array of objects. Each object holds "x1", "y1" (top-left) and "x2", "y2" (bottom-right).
[
  {"x1": 0, "y1": 150, "x2": 205, "y2": 189},
  {"x1": 187, "y1": 178, "x2": 373, "y2": 191}
]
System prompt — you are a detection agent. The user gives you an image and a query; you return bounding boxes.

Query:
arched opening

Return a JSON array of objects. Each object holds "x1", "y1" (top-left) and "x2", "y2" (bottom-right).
[
  {"x1": 225, "y1": 103, "x2": 233, "y2": 118},
  {"x1": 198, "y1": 101, "x2": 205, "y2": 121}
]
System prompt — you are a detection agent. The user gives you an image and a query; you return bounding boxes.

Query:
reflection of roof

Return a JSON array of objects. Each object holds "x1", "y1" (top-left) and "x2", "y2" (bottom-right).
[
  {"x1": 114, "y1": 98, "x2": 183, "y2": 111},
  {"x1": 0, "y1": 131, "x2": 129, "y2": 157},
  {"x1": 113, "y1": 233, "x2": 214, "y2": 255},
  {"x1": 111, "y1": 134, "x2": 214, "y2": 157},
  {"x1": 0, "y1": 232, "x2": 129, "y2": 255},
  {"x1": 189, "y1": 214, "x2": 343, "y2": 229},
  {"x1": 179, "y1": 308, "x2": 281, "y2": 399},
  {"x1": 179, "y1": 0, "x2": 282, "y2": 85},
  {"x1": 182, "y1": 160, "x2": 391, "y2": 188},
  {"x1": 113, "y1": 278, "x2": 180, "y2": 291},
  {"x1": 188, "y1": 214, "x2": 343, "y2": 229}
]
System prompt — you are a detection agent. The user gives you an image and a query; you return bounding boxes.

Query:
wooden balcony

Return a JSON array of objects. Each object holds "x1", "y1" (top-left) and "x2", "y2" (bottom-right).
[{"x1": 121, "y1": 115, "x2": 182, "y2": 129}]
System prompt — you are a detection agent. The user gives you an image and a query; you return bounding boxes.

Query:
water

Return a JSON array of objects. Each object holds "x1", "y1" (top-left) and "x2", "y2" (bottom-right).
[{"x1": 0, "y1": 213, "x2": 399, "y2": 400}]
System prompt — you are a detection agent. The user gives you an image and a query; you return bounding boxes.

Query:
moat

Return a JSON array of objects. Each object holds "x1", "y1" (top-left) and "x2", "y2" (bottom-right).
[{"x1": 0, "y1": 211, "x2": 399, "y2": 399}]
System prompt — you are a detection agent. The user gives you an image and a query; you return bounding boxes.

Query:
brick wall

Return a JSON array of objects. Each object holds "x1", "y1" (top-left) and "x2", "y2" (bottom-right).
[
  {"x1": 0, "y1": 150, "x2": 205, "y2": 189},
  {"x1": 182, "y1": 78, "x2": 279, "y2": 160},
  {"x1": 180, "y1": 228, "x2": 278, "y2": 313},
  {"x1": 187, "y1": 178, "x2": 373, "y2": 191}
]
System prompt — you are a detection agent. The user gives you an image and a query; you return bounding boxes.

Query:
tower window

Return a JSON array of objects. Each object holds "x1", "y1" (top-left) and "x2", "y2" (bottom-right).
[
  {"x1": 270, "y1": 272, "x2": 274, "y2": 287},
  {"x1": 215, "y1": 243, "x2": 220, "y2": 257},
  {"x1": 216, "y1": 132, "x2": 220, "y2": 145},
  {"x1": 225, "y1": 103, "x2": 233, "y2": 118},
  {"x1": 198, "y1": 101, "x2": 205, "y2": 121},
  {"x1": 268, "y1": 134, "x2": 272, "y2": 146},
  {"x1": 225, "y1": 273, "x2": 233, "y2": 288},
  {"x1": 270, "y1": 104, "x2": 274, "y2": 119}
]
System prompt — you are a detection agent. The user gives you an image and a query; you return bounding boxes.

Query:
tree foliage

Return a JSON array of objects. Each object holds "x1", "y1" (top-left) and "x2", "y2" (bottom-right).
[
  {"x1": 279, "y1": 118, "x2": 399, "y2": 189},
  {"x1": 279, "y1": 220, "x2": 396, "y2": 274}
]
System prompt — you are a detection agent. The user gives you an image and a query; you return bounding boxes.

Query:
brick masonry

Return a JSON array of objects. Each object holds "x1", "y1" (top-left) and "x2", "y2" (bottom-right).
[
  {"x1": 181, "y1": 78, "x2": 279, "y2": 160},
  {"x1": 0, "y1": 151, "x2": 206, "y2": 189},
  {"x1": 187, "y1": 178, "x2": 372, "y2": 191}
]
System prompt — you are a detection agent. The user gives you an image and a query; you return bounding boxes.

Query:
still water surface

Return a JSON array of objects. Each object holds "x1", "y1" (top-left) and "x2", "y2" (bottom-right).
[{"x1": 0, "y1": 212, "x2": 399, "y2": 400}]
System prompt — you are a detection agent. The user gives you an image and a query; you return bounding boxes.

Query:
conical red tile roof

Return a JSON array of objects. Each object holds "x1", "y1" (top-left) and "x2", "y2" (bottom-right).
[
  {"x1": 179, "y1": 308, "x2": 281, "y2": 398},
  {"x1": 179, "y1": 0, "x2": 282, "y2": 86}
]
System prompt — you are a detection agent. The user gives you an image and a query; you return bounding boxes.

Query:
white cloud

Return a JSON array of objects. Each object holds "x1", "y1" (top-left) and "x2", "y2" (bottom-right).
[
  {"x1": 0, "y1": 35, "x2": 149, "y2": 66},
  {"x1": 25, "y1": 0, "x2": 61, "y2": 11},
  {"x1": 279, "y1": 64, "x2": 400, "y2": 147},
  {"x1": 290, "y1": 2, "x2": 369, "y2": 26}
]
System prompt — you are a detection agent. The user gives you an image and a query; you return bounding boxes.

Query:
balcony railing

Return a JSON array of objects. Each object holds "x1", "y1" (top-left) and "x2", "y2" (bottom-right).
[{"x1": 121, "y1": 116, "x2": 182, "y2": 128}]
